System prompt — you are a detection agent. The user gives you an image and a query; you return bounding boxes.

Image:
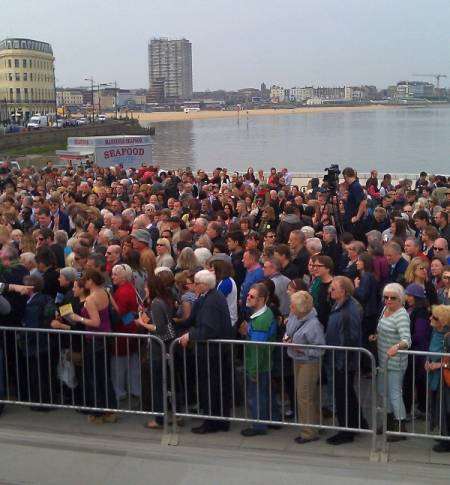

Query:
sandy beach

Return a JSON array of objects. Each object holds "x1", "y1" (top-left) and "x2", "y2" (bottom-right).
[{"x1": 132, "y1": 104, "x2": 405, "y2": 123}]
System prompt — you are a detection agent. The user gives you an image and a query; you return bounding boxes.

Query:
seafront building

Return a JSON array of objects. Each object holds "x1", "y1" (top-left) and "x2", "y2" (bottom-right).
[
  {"x1": 0, "y1": 37, "x2": 56, "y2": 123},
  {"x1": 148, "y1": 38, "x2": 193, "y2": 101}
]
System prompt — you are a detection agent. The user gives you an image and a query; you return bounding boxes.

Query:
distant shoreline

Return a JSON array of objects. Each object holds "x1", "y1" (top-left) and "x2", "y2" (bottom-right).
[{"x1": 133, "y1": 104, "x2": 422, "y2": 123}]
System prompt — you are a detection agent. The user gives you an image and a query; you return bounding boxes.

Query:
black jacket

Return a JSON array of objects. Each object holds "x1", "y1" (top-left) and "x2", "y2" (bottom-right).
[
  {"x1": 0, "y1": 264, "x2": 29, "y2": 326},
  {"x1": 188, "y1": 289, "x2": 232, "y2": 341},
  {"x1": 292, "y1": 246, "x2": 309, "y2": 278}
]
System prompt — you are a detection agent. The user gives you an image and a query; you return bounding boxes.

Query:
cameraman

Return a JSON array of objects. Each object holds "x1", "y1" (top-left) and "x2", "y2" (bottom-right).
[{"x1": 342, "y1": 167, "x2": 366, "y2": 237}]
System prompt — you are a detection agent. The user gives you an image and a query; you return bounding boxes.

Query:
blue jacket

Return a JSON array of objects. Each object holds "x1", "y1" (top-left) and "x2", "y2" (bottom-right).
[
  {"x1": 240, "y1": 266, "x2": 264, "y2": 305},
  {"x1": 325, "y1": 296, "x2": 362, "y2": 370},
  {"x1": 387, "y1": 257, "x2": 409, "y2": 284},
  {"x1": 188, "y1": 289, "x2": 232, "y2": 342},
  {"x1": 354, "y1": 272, "x2": 380, "y2": 317},
  {"x1": 21, "y1": 293, "x2": 53, "y2": 355}
]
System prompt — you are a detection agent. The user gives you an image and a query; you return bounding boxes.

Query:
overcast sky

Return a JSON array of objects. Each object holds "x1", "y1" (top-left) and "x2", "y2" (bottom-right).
[{"x1": 3, "y1": 0, "x2": 450, "y2": 91}]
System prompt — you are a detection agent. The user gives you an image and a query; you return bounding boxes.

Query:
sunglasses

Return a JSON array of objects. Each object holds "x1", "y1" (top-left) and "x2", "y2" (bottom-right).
[
  {"x1": 433, "y1": 247, "x2": 445, "y2": 251},
  {"x1": 384, "y1": 295, "x2": 399, "y2": 301}
]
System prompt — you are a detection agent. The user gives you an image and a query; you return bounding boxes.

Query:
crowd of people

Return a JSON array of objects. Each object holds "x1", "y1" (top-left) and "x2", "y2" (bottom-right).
[{"x1": 0, "y1": 161, "x2": 449, "y2": 451}]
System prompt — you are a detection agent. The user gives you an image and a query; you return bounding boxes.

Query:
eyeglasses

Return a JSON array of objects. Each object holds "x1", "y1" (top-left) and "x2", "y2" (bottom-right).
[
  {"x1": 383, "y1": 295, "x2": 399, "y2": 301},
  {"x1": 416, "y1": 266, "x2": 427, "y2": 271},
  {"x1": 313, "y1": 264, "x2": 325, "y2": 268},
  {"x1": 433, "y1": 247, "x2": 445, "y2": 251}
]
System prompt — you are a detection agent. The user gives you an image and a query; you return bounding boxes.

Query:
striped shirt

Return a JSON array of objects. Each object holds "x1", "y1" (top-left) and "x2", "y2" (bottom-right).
[{"x1": 377, "y1": 306, "x2": 411, "y2": 371}]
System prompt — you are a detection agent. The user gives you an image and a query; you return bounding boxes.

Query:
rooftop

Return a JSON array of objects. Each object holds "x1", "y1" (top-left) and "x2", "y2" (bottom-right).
[{"x1": 0, "y1": 38, "x2": 53, "y2": 55}]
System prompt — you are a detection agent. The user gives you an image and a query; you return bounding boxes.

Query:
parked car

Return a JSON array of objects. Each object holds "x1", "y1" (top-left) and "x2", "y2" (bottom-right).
[{"x1": 76, "y1": 118, "x2": 89, "y2": 125}]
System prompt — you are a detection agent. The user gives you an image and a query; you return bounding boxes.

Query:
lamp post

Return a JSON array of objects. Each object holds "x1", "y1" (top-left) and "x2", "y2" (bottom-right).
[{"x1": 84, "y1": 77, "x2": 94, "y2": 122}]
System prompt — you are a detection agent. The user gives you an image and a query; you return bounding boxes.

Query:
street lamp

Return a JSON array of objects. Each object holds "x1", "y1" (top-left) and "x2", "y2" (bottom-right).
[{"x1": 84, "y1": 77, "x2": 94, "y2": 122}]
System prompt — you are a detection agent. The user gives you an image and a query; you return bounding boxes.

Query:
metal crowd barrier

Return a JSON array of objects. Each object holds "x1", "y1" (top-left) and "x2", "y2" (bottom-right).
[
  {"x1": 381, "y1": 349, "x2": 450, "y2": 452},
  {"x1": 8, "y1": 326, "x2": 449, "y2": 460},
  {"x1": 168, "y1": 339, "x2": 378, "y2": 457},
  {"x1": 0, "y1": 326, "x2": 168, "y2": 432}
]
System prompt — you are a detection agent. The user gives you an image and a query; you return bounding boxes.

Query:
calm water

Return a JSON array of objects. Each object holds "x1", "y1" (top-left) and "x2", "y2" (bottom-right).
[{"x1": 142, "y1": 105, "x2": 450, "y2": 173}]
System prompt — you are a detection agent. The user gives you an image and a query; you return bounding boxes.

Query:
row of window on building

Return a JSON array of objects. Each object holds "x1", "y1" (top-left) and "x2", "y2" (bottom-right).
[
  {"x1": 6, "y1": 87, "x2": 54, "y2": 103},
  {"x1": 3, "y1": 58, "x2": 52, "y2": 70},
  {"x1": 4, "y1": 72, "x2": 54, "y2": 83}
]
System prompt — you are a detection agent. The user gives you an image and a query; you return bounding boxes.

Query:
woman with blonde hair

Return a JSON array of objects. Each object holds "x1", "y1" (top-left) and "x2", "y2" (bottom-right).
[
  {"x1": 404, "y1": 257, "x2": 438, "y2": 305},
  {"x1": 371, "y1": 283, "x2": 411, "y2": 441},
  {"x1": 425, "y1": 304, "x2": 450, "y2": 452},
  {"x1": 175, "y1": 247, "x2": 200, "y2": 273},
  {"x1": 284, "y1": 291, "x2": 325, "y2": 444}
]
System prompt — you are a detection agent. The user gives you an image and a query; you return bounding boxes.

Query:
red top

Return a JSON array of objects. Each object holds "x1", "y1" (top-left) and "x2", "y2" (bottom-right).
[{"x1": 111, "y1": 281, "x2": 139, "y2": 356}]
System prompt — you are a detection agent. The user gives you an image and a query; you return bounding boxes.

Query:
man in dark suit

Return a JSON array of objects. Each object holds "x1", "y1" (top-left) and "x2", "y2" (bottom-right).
[
  {"x1": 288, "y1": 229, "x2": 309, "y2": 278},
  {"x1": 49, "y1": 197, "x2": 71, "y2": 235},
  {"x1": 179, "y1": 270, "x2": 232, "y2": 434},
  {"x1": 384, "y1": 241, "x2": 409, "y2": 285}
]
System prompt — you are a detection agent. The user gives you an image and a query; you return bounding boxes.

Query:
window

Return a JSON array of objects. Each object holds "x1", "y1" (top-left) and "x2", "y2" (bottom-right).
[
  {"x1": 29, "y1": 59, "x2": 32, "y2": 68},
  {"x1": 14, "y1": 59, "x2": 19, "y2": 68},
  {"x1": 16, "y1": 88, "x2": 21, "y2": 102},
  {"x1": 30, "y1": 73, "x2": 33, "y2": 81},
  {"x1": 8, "y1": 73, "x2": 12, "y2": 81},
  {"x1": 23, "y1": 59, "x2": 27, "y2": 68},
  {"x1": 24, "y1": 88, "x2": 29, "y2": 102},
  {"x1": 15, "y1": 73, "x2": 20, "y2": 81},
  {"x1": 30, "y1": 88, "x2": 34, "y2": 101},
  {"x1": 9, "y1": 88, "x2": 13, "y2": 102},
  {"x1": 23, "y1": 73, "x2": 27, "y2": 81},
  {"x1": 8, "y1": 59, "x2": 11, "y2": 68}
]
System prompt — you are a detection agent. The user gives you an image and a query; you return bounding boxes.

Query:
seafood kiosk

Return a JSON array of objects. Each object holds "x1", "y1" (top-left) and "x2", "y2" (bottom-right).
[{"x1": 57, "y1": 135, "x2": 152, "y2": 168}]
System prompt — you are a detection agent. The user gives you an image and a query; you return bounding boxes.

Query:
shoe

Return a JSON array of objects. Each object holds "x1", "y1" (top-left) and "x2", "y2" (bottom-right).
[
  {"x1": 433, "y1": 441, "x2": 450, "y2": 453},
  {"x1": 144, "y1": 419, "x2": 163, "y2": 430},
  {"x1": 322, "y1": 407, "x2": 333, "y2": 419},
  {"x1": 191, "y1": 423, "x2": 219, "y2": 434},
  {"x1": 87, "y1": 415, "x2": 104, "y2": 424},
  {"x1": 387, "y1": 420, "x2": 407, "y2": 442},
  {"x1": 102, "y1": 413, "x2": 117, "y2": 424},
  {"x1": 294, "y1": 436, "x2": 320, "y2": 444},
  {"x1": 241, "y1": 428, "x2": 267, "y2": 437},
  {"x1": 326, "y1": 432, "x2": 354, "y2": 445},
  {"x1": 216, "y1": 422, "x2": 230, "y2": 432}
]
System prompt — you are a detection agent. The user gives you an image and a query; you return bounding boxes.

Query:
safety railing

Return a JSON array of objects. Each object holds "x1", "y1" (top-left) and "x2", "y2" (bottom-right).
[
  {"x1": 0, "y1": 326, "x2": 168, "y2": 431},
  {"x1": 381, "y1": 349, "x2": 450, "y2": 452},
  {"x1": 6, "y1": 326, "x2": 448, "y2": 459},
  {"x1": 168, "y1": 339, "x2": 378, "y2": 456}
]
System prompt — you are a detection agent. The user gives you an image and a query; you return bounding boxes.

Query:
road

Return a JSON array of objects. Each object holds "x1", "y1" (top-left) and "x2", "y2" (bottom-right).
[{"x1": 0, "y1": 429, "x2": 448, "y2": 485}]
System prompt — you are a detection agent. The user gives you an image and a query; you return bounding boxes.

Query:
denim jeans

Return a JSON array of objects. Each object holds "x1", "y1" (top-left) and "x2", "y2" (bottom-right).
[
  {"x1": 378, "y1": 368, "x2": 406, "y2": 420},
  {"x1": 246, "y1": 372, "x2": 280, "y2": 430}
]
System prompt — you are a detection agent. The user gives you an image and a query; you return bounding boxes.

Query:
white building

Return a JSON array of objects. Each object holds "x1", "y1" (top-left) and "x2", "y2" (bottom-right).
[
  {"x1": 344, "y1": 86, "x2": 367, "y2": 101},
  {"x1": 270, "y1": 85, "x2": 285, "y2": 103},
  {"x1": 56, "y1": 89, "x2": 84, "y2": 107}
]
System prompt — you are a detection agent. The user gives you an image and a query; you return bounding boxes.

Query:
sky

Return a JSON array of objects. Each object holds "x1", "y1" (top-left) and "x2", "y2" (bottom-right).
[{"x1": 3, "y1": 0, "x2": 450, "y2": 91}]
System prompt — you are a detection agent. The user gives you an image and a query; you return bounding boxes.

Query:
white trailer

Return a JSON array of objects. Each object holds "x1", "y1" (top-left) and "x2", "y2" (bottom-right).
[{"x1": 66, "y1": 135, "x2": 152, "y2": 168}]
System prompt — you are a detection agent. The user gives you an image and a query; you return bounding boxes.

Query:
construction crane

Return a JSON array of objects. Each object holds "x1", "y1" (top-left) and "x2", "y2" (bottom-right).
[{"x1": 412, "y1": 73, "x2": 447, "y2": 88}]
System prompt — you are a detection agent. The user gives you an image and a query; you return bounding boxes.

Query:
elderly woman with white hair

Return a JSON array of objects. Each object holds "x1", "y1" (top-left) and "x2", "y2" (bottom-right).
[
  {"x1": 370, "y1": 282, "x2": 411, "y2": 440},
  {"x1": 178, "y1": 269, "x2": 233, "y2": 434},
  {"x1": 110, "y1": 263, "x2": 140, "y2": 405},
  {"x1": 284, "y1": 291, "x2": 325, "y2": 444}
]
